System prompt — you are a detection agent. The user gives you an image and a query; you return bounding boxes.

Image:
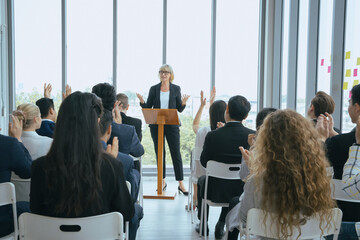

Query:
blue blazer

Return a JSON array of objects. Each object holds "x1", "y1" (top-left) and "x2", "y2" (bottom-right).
[
  {"x1": 0, "y1": 135, "x2": 32, "y2": 237},
  {"x1": 36, "y1": 120, "x2": 55, "y2": 138},
  {"x1": 109, "y1": 122, "x2": 144, "y2": 157}
]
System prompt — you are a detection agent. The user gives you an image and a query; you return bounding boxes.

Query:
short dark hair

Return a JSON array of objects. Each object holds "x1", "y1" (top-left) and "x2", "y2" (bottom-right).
[
  {"x1": 209, "y1": 100, "x2": 227, "y2": 130},
  {"x1": 99, "y1": 109, "x2": 113, "y2": 136},
  {"x1": 351, "y1": 84, "x2": 360, "y2": 106},
  {"x1": 116, "y1": 93, "x2": 128, "y2": 110},
  {"x1": 92, "y1": 83, "x2": 116, "y2": 111},
  {"x1": 36, "y1": 98, "x2": 55, "y2": 118},
  {"x1": 310, "y1": 91, "x2": 335, "y2": 117},
  {"x1": 256, "y1": 108, "x2": 277, "y2": 130},
  {"x1": 227, "y1": 95, "x2": 251, "y2": 121}
]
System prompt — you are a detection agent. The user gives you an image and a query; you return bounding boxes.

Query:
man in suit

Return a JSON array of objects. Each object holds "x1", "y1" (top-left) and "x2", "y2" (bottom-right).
[
  {"x1": 0, "y1": 116, "x2": 32, "y2": 237},
  {"x1": 196, "y1": 95, "x2": 255, "y2": 239},
  {"x1": 35, "y1": 98, "x2": 56, "y2": 138},
  {"x1": 116, "y1": 93, "x2": 142, "y2": 141},
  {"x1": 92, "y1": 83, "x2": 144, "y2": 158},
  {"x1": 326, "y1": 84, "x2": 360, "y2": 222}
]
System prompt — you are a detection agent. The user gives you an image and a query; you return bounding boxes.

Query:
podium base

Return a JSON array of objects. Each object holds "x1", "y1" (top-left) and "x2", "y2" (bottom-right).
[{"x1": 143, "y1": 191, "x2": 177, "y2": 200}]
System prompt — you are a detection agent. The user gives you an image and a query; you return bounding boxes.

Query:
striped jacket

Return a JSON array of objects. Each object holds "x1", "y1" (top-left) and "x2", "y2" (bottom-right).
[{"x1": 342, "y1": 145, "x2": 360, "y2": 199}]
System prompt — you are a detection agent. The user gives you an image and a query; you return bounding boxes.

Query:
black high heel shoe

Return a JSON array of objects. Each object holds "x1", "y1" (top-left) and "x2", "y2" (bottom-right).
[
  {"x1": 178, "y1": 186, "x2": 189, "y2": 196},
  {"x1": 163, "y1": 183, "x2": 167, "y2": 191}
]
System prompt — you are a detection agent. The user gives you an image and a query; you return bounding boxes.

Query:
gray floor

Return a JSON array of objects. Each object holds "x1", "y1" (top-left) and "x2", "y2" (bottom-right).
[{"x1": 137, "y1": 177, "x2": 224, "y2": 240}]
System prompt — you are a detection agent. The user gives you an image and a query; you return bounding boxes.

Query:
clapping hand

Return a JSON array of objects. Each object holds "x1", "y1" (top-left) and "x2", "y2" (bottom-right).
[
  {"x1": 181, "y1": 94, "x2": 190, "y2": 106},
  {"x1": 136, "y1": 93, "x2": 145, "y2": 104},
  {"x1": 239, "y1": 146, "x2": 253, "y2": 166},
  {"x1": 248, "y1": 134, "x2": 256, "y2": 147},
  {"x1": 324, "y1": 112, "x2": 338, "y2": 137},
  {"x1": 106, "y1": 137, "x2": 119, "y2": 158},
  {"x1": 216, "y1": 121, "x2": 225, "y2": 129},
  {"x1": 112, "y1": 100, "x2": 122, "y2": 124},
  {"x1": 44, "y1": 83, "x2": 52, "y2": 98},
  {"x1": 9, "y1": 115, "x2": 23, "y2": 142},
  {"x1": 62, "y1": 84, "x2": 72, "y2": 100},
  {"x1": 316, "y1": 115, "x2": 329, "y2": 141},
  {"x1": 209, "y1": 86, "x2": 216, "y2": 105},
  {"x1": 200, "y1": 91, "x2": 206, "y2": 107}
]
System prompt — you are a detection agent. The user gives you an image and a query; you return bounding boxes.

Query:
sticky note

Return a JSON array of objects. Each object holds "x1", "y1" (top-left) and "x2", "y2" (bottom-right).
[
  {"x1": 321, "y1": 59, "x2": 324, "y2": 66},
  {"x1": 343, "y1": 82, "x2": 349, "y2": 90},
  {"x1": 357, "y1": 57, "x2": 360, "y2": 65},
  {"x1": 346, "y1": 69, "x2": 351, "y2": 77},
  {"x1": 328, "y1": 66, "x2": 331, "y2": 73},
  {"x1": 354, "y1": 69, "x2": 358, "y2": 77},
  {"x1": 350, "y1": 91, "x2": 352, "y2": 98},
  {"x1": 346, "y1": 51, "x2": 351, "y2": 59},
  {"x1": 354, "y1": 80, "x2": 359, "y2": 87}
]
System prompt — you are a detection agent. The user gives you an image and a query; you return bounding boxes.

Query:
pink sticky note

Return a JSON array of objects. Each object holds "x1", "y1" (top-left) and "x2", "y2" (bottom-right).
[
  {"x1": 328, "y1": 66, "x2": 331, "y2": 73},
  {"x1": 349, "y1": 91, "x2": 352, "y2": 99},
  {"x1": 321, "y1": 59, "x2": 324, "y2": 66},
  {"x1": 354, "y1": 69, "x2": 358, "y2": 77}
]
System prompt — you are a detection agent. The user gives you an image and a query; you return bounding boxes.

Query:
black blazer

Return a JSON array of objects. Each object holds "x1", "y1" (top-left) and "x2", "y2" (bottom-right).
[
  {"x1": 140, "y1": 82, "x2": 185, "y2": 113},
  {"x1": 200, "y1": 122, "x2": 255, "y2": 203},
  {"x1": 120, "y1": 112, "x2": 142, "y2": 141},
  {"x1": 326, "y1": 130, "x2": 360, "y2": 222}
]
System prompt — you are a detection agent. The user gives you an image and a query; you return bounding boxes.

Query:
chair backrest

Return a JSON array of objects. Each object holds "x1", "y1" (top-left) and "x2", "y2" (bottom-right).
[
  {"x1": 19, "y1": 212, "x2": 123, "y2": 240},
  {"x1": 331, "y1": 179, "x2": 360, "y2": 203},
  {"x1": 205, "y1": 160, "x2": 242, "y2": 180},
  {"x1": 126, "y1": 181, "x2": 131, "y2": 194},
  {"x1": 0, "y1": 182, "x2": 18, "y2": 238},
  {"x1": 192, "y1": 147, "x2": 203, "y2": 162},
  {"x1": 246, "y1": 208, "x2": 342, "y2": 240}
]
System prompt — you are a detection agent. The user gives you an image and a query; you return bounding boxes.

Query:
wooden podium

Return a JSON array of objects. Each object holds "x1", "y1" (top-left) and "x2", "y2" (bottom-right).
[{"x1": 142, "y1": 108, "x2": 179, "y2": 200}]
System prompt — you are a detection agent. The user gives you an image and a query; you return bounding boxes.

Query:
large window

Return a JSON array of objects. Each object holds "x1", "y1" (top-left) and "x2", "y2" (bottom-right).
[
  {"x1": 296, "y1": 0, "x2": 309, "y2": 116},
  {"x1": 14, "y1": 0, "x2": 62, "y2": 108},
  {"x1": 342, "y1": 0, "x2": 360, "y2": 133},
  {"x1": 317, "y1": 0, "x2": 334, "y2": 94},
  {"x1": 215, "y1": 0, "x2": 260, "y2": 129},
  {"x1": 281, "y1": 0, "x2": 290, "y2": 109},
  {"x1": 67, "y1": 0, "x2": 113, "y2": 92}
]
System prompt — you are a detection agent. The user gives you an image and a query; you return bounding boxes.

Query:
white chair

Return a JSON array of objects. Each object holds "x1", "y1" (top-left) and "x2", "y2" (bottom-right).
[
  {"x1": 0, "y1": 182, "x2": 18, "y2": 240},
  {"x1": 131, "y1": 155, "x2": 143, "y2": 207},
  {"x1": 246, "y1": 208, "x2": 342, "y2": 240},
  {"x1": 11, "y1": 175, "x2": 31, "y2": 202},
  {"x1": 331, "y1": 179, "x2": 360, "y2": 203},
  {"x1": 18, "y1": 212, "x2": 123, "y2": 240},
  {"x1": 200, "y1": 161, "x2": 242, "y2": 240}
]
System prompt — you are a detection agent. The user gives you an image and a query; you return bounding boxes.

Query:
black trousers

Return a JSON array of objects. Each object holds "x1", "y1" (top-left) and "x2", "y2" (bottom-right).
[{"x1": 150, "y1": 125, "x2": 184, "y2": 181}]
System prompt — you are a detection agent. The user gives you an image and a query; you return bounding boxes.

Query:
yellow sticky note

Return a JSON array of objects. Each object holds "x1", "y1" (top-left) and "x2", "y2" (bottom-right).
[
  {"x1": 346, "y1": 51, "x2": 351, "y2": 59},
  {"x1": 357, "y1": 57, "x2": 360, "y2": 65},
  {"x1": 343, "y1": 82, "x2": 349, "y2": 90},
  {"x1": 346, "y1": 69, "x2": 352, "y2": 77},
  {"x1": 354, "y1": 80, "x2": 359, "y2": 87}
]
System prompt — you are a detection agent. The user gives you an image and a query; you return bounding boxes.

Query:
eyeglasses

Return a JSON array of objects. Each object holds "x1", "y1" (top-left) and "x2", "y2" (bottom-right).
[{"x1": 159, "y1": 71, "x2": 171, "y2": 75}]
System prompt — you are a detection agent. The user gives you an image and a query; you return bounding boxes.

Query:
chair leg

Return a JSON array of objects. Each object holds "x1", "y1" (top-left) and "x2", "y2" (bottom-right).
[
  {"x1": 125, "y1": 221, "x2": 129, "y2": 240},
  {"x1": 200, "y1": 200, "x2": 204, "y2": 236},
  {"x1": 204, "y1": 200, "x2": 208, "y2": 240}
]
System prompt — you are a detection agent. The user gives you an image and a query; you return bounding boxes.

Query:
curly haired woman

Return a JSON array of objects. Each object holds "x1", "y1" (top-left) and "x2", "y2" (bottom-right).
[{"x1": 227, "y1": 109, "x2": 336, "y2": 239}]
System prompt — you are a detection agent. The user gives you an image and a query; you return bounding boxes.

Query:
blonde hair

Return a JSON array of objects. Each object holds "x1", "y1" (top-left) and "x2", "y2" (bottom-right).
[
  {"x1": 250, "y1": 109, "x2": 335, "y2": 239},
  {"x1": 14, "y1": 103, "x2": 40, "y2": 129},
  {"x1": 159, "y1": 64, "x2": 174, "y2": 83}
]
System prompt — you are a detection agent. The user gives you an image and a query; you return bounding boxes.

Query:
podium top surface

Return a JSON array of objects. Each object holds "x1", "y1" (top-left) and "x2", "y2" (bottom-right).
[{"x1": 142, "y1": 108, "x2": 180, "y2": 125}]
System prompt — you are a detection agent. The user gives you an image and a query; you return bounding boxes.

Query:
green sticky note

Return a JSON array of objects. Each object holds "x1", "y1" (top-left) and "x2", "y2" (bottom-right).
[
  {"x1": 357, "y1": 57, "x2": 360, "y2": 65},
  {"x1": 354, "y1": 80, "x2": 359, "y2": 87},
  {"x1": 343, "y1": 82, "x2": 349, "y2": 90},
  {"x1": 346, "y1": 69, "x2": 352, "y2": 77},
  {"x1": 346, "y1": 51, "x2": 351, "y2": 59}
]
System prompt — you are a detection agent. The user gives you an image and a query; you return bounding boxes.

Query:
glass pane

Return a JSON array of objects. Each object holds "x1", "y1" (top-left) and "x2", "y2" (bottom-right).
[
  {"x1": 281, "y1": 0, "x2": 290, "y2": 109},
  {"x1": 296, "y1": 0, "x2": 309, "y2": 116},
  {"x1": 116, "y1": 0, "x2": 163, "y2": 166},
  {"x1": 317, "y1": 0, "x2": 333, "y2": 94},
  {"x1": 216, "y1": 0, "x2": 260, "y2": 130},
  {"x1": 342, "y1": 0, "x2": 359, "y2": 132},
  {"x1": 14, "y1": 0, "x2": 62, "y2": 109},
  {"x1": 67, "y1": 0, "x2": 113, "y2": 92}
]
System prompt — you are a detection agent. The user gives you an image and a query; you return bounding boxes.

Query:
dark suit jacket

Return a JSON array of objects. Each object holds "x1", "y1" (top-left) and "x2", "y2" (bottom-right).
[
  {"x1": 109, "y1": 122, "x2": 144, "y2": 157},
  {"x1": 36, "y1": 120, "x2": 55, "y2": 138},
  {"x1": 121, "y1": 112, "x2": 142, "y2": 141},
  {"x1": 326, "y1": 129, "x2": 360, "y2": 221},
  {"x1": 0, "y1": 135, "x2": 32, "y2": 237},
  {"x1": 200, "y1": 122, "x2": 255, "y2": 203}
]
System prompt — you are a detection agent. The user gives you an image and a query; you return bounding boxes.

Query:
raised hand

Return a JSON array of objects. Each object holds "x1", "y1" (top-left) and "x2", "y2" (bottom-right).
[
  {"x1": 181, "y1": 94, "x2": 190, "y2": 106},
  {"x1": 210, "y1": 86, "x2": 216, "y2": 105},
  {"x1": 112, "y1": 100, "x2": 122, "y2": 124},
  {"x1": 136, "y1": 93, "x2": 145, "y2": 104},
  {"x1": 44, "y1": 83, "x2": 52, "y2": 98},
  {"x1": 62, "y1": 84, "x2": 72, "y2": 100},
  {"x1": 325, "y1": 112, "x2": 338, "y2": 137},
  {"x1": 9, "y1": 115, "x2": 23, "y2": 142},
  {"x1": 200, "y1": 91, "x2": 206, "y2": 107},
  {"x1": 106, "y1": 137, "x2": 119, "y2": 158}
]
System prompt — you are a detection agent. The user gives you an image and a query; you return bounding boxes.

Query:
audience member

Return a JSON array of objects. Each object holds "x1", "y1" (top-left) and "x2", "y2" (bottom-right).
[
  {"x1": 227, "y1": 110, "x2": 337, "y2": 239},
  {"x1": 11, "y1": 104, "x2": 52, "y2": 201},
  {"x1": 30, "y1": 92, "x2": 138, "y2": 238},
  {"x1": 326, "y1": 84, "x2": 360, "y2": 222},
  {"x1": 35, "y1": 97, "x2": 56, "y2": 138},
  {"x1": 92, "y1": 83, "x2": 144, "y2": 157},
  {"x1": 196, "y1": 95, "x2": 255, "y2": 239},
  {"x1": 0, "y1": 116, "x2": 31, "y2": 237}
]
